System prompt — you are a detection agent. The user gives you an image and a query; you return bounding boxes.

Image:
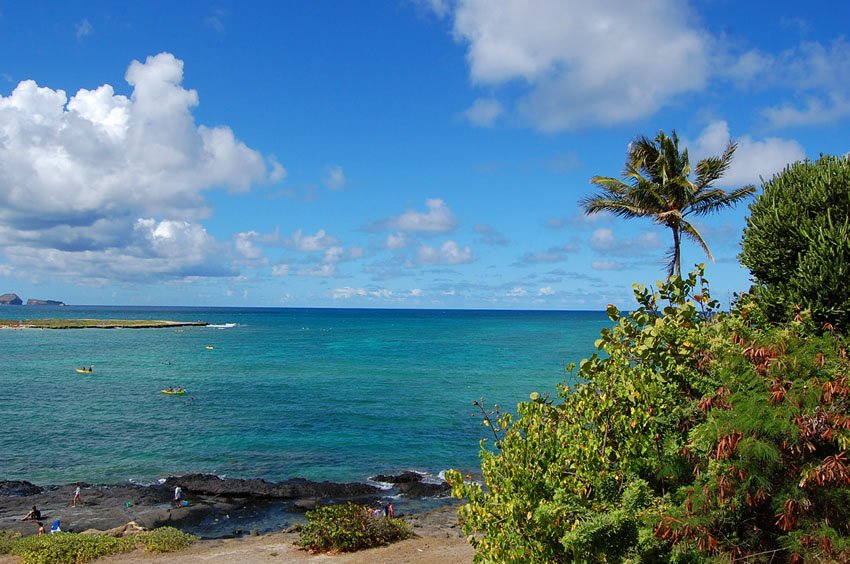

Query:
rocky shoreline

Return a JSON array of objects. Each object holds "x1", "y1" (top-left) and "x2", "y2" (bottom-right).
[{"x1": 0, "y1": 472, "x2": 453, "y2": 539}]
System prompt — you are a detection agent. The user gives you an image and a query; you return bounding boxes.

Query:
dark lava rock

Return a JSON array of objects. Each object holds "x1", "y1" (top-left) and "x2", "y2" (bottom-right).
[
  {"x1": 369, "y1": 471, "x2": 451, "y2": 497},
  {"x1": 0, "y1": 480, "x2": 43, "y2": 497},
  {"x1": 165, "y1": 474, "x2": 381, "y2": 500},
  {"x1": 370, "y1": 471, "x2": 424, "y2": 484},
  {"x1": 396, "y1": 480, "x2": 451, "y2": 497},
  {"x1": 0, "y1": 293, "x2": 22, "y2": 305}
]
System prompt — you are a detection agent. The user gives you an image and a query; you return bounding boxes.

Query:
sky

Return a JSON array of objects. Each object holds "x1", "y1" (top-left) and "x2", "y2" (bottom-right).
[{"x1": 0, "y1": 1, "x2": 848, "y2": 309}]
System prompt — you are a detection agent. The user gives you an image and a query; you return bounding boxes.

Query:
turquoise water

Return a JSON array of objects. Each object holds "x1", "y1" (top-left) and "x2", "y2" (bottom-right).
[{"x1": 0, "y1": 307, "x2": 608, "y2": 486}]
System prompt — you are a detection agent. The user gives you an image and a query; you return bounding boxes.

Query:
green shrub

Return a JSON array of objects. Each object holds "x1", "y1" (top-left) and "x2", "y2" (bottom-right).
[
  {"x1": 0, "y1": 530, "x2": 21, "y2": 554},
  {"x1": 740, "y1": 155, "x2": 850, "y2": 329},
  {"x1": 2, "y1": 526, "x2": 196, "y2": 564},
  {"x1": 10, "y1": 532, "x2": 133, "y2": 564},
  {"x1": 449, "y1": 267, "x2": 850, "y2": 562},
  {"x1": 296, "y1": 502, "x2": 411, "y2": 553},
  {"x1": 135, "y1": 526, "x2": 197, "y2": 552}
]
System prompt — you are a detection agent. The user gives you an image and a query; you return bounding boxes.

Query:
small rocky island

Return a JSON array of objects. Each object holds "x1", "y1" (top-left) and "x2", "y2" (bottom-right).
[
  {"x1": 26, "y1": 298, "x2": 66, "y2": 306},
  {"x1": 0, "y1": 293, "x2": 23, "y2": 305},
  {"x1": 0, "y1": 319, "x2": 208, "y2": 329}
]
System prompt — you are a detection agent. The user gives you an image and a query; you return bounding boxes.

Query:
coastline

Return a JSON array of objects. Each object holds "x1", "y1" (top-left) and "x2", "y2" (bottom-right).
[{"x1": 0, "y1": 475, "x2": 470, "y2": 563}]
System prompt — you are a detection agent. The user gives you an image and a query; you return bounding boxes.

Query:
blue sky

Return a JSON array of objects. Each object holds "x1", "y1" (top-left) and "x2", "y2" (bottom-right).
[{"x1": 0, "y1": 1, "x2": 848, "y2": 309}]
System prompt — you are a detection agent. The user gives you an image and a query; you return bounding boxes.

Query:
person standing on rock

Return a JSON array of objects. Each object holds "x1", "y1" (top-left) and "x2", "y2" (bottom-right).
[
  {"x1": 173, "y1": 485, "x2": 183, "y2": 507},
  {"x1": 72, "y1": 483, "x2": 83, "y2": 507}
]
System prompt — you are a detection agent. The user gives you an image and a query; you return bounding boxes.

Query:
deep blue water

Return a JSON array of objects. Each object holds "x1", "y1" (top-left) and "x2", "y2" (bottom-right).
[{"x1": 0, "y1": 306, "x2": 608, "y2": 487}]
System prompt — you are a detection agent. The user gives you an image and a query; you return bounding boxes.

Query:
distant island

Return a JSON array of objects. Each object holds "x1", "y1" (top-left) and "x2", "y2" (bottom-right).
[
  {"x1": 0, "y1": 319, "x2": 208, "y2": 329},
  {"x1": 0, "y1": 293, "x2": 65, "y2": 306}
]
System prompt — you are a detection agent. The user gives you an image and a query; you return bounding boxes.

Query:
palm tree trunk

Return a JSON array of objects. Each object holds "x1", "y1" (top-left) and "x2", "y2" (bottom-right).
[{"x1": 671, "y1": 226, "x2": 681, "y2": 278}]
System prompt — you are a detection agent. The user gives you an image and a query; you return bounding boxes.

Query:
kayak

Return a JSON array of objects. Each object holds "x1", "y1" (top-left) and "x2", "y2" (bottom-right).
[
  {"x1": 205, "y1": 345, "x2": 214, "y2": 350},
  {"x1": 75, "y1": 368, "x2": 93, "y2": 374},
  {"x1": 161, "y1": 389, "x2": 186, "y2": 395}
]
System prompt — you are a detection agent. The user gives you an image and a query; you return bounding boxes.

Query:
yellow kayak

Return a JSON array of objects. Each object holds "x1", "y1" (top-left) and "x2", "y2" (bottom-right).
[
  {"x1": 160, "y1": 389, "x2": 186, "y2": 395},
  {"x1": 75, "y1": 368, "x2": 93, "y2": 374},
  {"x1": 205, "y1": 345, "x2": 214, "y2": 350}
]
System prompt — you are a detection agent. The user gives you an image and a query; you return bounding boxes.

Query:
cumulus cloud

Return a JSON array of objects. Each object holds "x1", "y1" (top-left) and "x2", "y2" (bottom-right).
[
  {"x1": 234, "y1": 231, "x2": 265, "y2": 261},
  {"x1": 0, "y1": 52, "x2": 281, "y2": 283},
  {"x1": 323, "y1": 165, "x2": 347, "y2": 190},
  {"x1": 288, "y1": 228, "x2": 339, "y2": 252},
  {"x1": 409, "y1": 288, "x2": 423, "y2": 297},
  {"x1": 538, "y1": 286, "x2": 555, "y2": 296},
  {"x1": 271, "y1": 264, "x2": 290, "y2": 276},
  {"x1": 368, "y1": 199, "x2": 457, "y2": 234},
  {"x1": 333, "y1": 286, "x2": 367, "y2": 299},
  {"x1": 416, "y1": 240, "x2": 473, "y2": 265},
  {"x1": 463, "y1": 98, "x2": 503, "y2": 126},
  {"x1": 507, "y1": 286, "x2": 527, "y2": 297},
  {"x1": 385, "y1": 232, "x2": 408, "y2": 250},
  {"x1": 446, "y1": 0, "x2": 709, "y2": 131},
  {"x1": 690, "y1": 121, "x2": 806, "y2": 186}
]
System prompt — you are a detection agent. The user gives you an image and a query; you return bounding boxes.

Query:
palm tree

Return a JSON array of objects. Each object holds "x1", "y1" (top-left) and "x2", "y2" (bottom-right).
[{"x1": 581, "y1": 130, "x2": 756, "y2": 278}]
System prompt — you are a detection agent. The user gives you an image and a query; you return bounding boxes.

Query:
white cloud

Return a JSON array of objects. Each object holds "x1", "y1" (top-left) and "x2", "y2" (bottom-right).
[
  {"x1": 289, "y1": 228, "x2": 339, "y2": 252},
  {"x1": 507, "y1": 286, "x2": 527, "y2": 297},
  {"x1": 690, "y1": 121, "x2": 806, "y2": 186},
  {"x1": 323, "y1": 246, "x2": 344, "y2": 263},
  {"x1": 333, "y1": 286, "x2": 367, "y2": 299},
  {"x1": 416, "y1": 240, "x2": 473, "y2": 265},
  {"x1": 75, "y1": 19, "x2": 93, "y2": 39},
  {"x1": 463, "y1": 98, "x2": 503, "y2": 127},
  {"x1": 385, "y1": 232, "x2": 408, "y2": 250},
  {"x1": 323, "y1": 165, "x2": 347, "y2": 190},
  {"x1": 297, "y1": 264, "x2": 337, "y2": 277},
  {"x1": 448, "y1": 0, "x2": 709, "y2": 131},
  {"x1": 370, "y1": 199, "x2": 457, "y2": 234},
  {"x1": 410, "y1": 288, "x2": 423, "y2": 297},
  {"x1": 0, "y1": 52, "x2": 280, "y2": 285},
  {"x1": 271, "y1": 264, "x2": 290, "y2": 276},
  {"x1": 370, "y1": 288, "x2": 393, "y2": 298},
  {"x1": 592, "y1": 260, "x2": 625, "y2": 271},
  {"x1": 234, "y1": 231, "x2": 265, "y2": 260},
  {"x1": 538, "y1": 286, "x2": 555, "y2": 296}
]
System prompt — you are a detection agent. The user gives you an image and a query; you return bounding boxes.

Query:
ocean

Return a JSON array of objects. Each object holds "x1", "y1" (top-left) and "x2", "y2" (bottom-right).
[{"x1": 0, "y1": 306, "x2": 608, "y2": 488}]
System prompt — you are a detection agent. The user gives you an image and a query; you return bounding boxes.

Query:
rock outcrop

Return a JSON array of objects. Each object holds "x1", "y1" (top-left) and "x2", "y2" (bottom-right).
[
  {"x1": 0, "y1": 293, "x2": 22, "y2": 305},
  {"x1": 370, "y1": 471, "x2": 452, "y2": 497},
  {"x1": 164, "y1": 473, "x2": 381, "y2": 500},
  {"x1": 26, "y1": 299, "x2": 66, "y2": 306}
]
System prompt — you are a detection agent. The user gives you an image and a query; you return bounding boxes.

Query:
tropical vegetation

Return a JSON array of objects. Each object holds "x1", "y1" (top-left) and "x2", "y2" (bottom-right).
[
  {"x1": 296, "y1": 502, "x2": 411, "y2": 553},
  {"x1": 448, "y1": 149, "x2": 850, "y2": 562},
  {"x1": 581, "y1": 130, "x2": 755, "y2": 278},
  {"x1": 740, "y1": 154, "x2": 850, "y2": 330},
  {"x1": 449, "y1": 267, "x2": 850, "y2": 561},
  {"x1": 0, "y1": 526, "x2": 196, "y2": 564}
]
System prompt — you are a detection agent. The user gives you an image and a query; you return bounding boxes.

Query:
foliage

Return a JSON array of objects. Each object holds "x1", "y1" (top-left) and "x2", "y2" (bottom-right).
[
  {"x1": 449, "y1": 266, "x2": 850, "y2": 562},
  {"x1": 10, "y1": 532, "x2": 133, "y2": 564},
  {"x1": 296, "y1": 502, "x2": 411, "y2": 553},
  {"x1": 740, "y1": 155, "x2": 850, "y2": 329},
  {"x1": 583, "y1": 130, "x2": 755, "y2": 277},
  {"x1": 0, "y1": 530, "x2": 21, "y2": 554},
  {"x1": 3, "y1": 527, "x2": 196, "y2": 564},
  {"x1": 448, "y1": 266, "x2": 719, "y2": 562},
  {"x1": 134, "y1": 526, "x2": 197, "y2": 552}
]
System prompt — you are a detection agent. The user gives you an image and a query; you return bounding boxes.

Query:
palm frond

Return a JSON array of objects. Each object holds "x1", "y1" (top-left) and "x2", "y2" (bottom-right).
[{"x1": 680, "y1": 220, "x2": 714, "y2": 263}]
